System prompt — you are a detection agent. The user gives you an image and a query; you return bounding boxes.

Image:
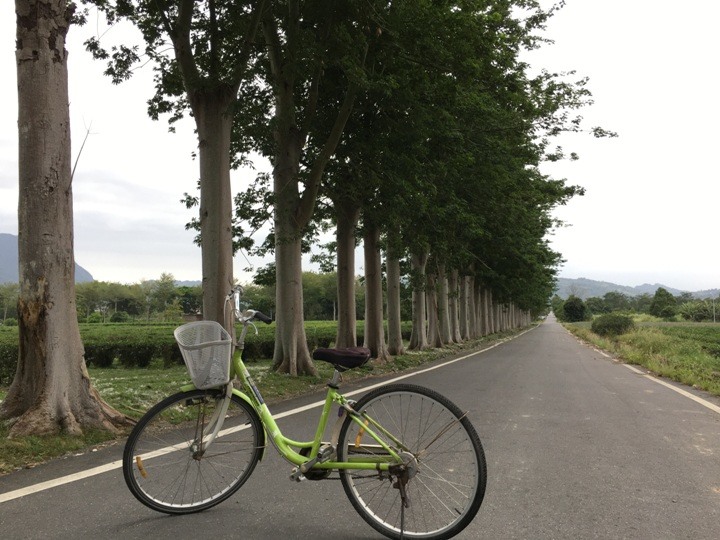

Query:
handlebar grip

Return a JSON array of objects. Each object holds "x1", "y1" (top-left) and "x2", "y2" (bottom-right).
[{"x1": 254, "y1": 311, "x2": 273, "y2": 324}]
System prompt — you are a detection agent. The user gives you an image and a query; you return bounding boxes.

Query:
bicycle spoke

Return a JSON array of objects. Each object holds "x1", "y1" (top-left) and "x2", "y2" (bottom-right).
[
  {"x1": 123, "y1": 390, "x2": 261, "y2": 514},
  {"x1": 339, "y1": 384, "x2": 486, "y2": 539}
]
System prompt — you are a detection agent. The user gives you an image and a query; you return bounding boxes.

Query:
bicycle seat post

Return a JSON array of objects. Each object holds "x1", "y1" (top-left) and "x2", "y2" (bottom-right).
[{"x1": 329, "y1": 369, "x2": 342, "y2": 388}]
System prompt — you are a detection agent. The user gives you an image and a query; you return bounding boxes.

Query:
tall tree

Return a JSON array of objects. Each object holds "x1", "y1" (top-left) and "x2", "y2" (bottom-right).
[
  {"x1": 650, "y1": 287, "x2": 677, "y2": 319},
  {"x1": 259, "y1": 1, "x2": 376, "y2": 375},
  {"x1": 1, "y1": 0, "x2": 128, "y2": 437},
  {"x1": 84, "y1": 0, "x2": 268, "y2": 326}
]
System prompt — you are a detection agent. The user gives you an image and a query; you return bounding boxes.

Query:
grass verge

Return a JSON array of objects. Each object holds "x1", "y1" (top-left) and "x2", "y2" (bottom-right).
[
  {"x1": 0, "y1": 330, "x2": 520, "y2": 476},
  {"x1": 565, "y1": 322, "x2": 720, "y2": 396}
]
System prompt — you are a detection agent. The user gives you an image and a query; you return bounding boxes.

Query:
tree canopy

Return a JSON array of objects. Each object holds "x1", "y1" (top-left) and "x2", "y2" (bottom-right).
[{"x1": 78, "y1": 0, "x2": 610, "y2": 372}]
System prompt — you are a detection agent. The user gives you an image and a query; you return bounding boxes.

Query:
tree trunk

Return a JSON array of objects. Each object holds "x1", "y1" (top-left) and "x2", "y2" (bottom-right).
[
  {"x1": 385, "y1": 248, "x2": 405, "y2": 356},
  {"x1": 270, "y1": 140, "x2": 317, "y2": 376},
  {"x1": 459, "y1": 275, "x2": 470, "y2": 341},
  {"x1": 474, "y1": 280, "x2": 483, "y2": 338},
  {"x1": 363, "y1": 223, "x2": 388, "y2": 360},
  {"x1": 426, "y1": 272, "x2": 443, "y2": 348},
  {"x1": 1, "y1": 0, "x2": 129, "y2": 437},
  {"x1": 437, "y1": 264, "x2": 453, "y2": 345},
  {"x1": 488, "y1": 291, "x2": 496, "y2": 333},
  {"x1": 408, "y1": 251, "x2": 428, "y2": 350},
  {"x1": 481, "y1": 287, "x2": 491, "y2": 336},
  {"x1": 448, "y1": 269, "x2": 462, "y2": 343},
  {"x1": 270, "y1": 203, "x2": 317, "y2": 376},
  {"x1": 467, "y1": 274, "x2": 477, "y2": 339},
  {"x1": 190, "y1": 88, "x2": 235, "y2": 326},
  {"x1": 334, "y1": 199, "x2": 360, "y2": 348},
  {"x1": 272, "y1": 230, "x2": 316, "y2": 376}
]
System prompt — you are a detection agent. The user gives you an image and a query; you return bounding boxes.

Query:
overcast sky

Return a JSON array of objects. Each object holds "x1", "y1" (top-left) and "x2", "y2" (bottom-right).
[{"x1": 1, "y1": 1, "x2": 718, "y2": 291}]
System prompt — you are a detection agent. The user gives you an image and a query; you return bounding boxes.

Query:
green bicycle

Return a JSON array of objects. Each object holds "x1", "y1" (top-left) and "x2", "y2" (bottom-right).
[{"x1": 123, "y1": 288, "x2": 487, "y2": 539}]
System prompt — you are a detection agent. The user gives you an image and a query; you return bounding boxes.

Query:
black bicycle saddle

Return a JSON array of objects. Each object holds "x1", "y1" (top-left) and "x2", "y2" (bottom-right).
[{"x1": 312, "y1": 347, "x2": 372, "y2": 371}]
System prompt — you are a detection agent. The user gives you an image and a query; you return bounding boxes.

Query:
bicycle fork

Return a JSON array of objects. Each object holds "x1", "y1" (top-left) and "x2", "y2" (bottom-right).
[{"x1": 191, "y1": 383, "x2": 234, "y2": 458}]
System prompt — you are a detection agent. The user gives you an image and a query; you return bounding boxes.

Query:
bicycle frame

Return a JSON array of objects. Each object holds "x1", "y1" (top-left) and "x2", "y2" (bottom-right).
[{"x1": 180, "y1": 322, "x2": 405, "y2": 475}]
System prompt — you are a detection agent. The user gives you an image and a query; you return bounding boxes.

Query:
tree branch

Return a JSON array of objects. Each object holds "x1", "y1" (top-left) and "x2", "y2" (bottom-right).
[
  {"x1": 296, "y1": 80, "x2": 359, "y2": 228},
  {"x1": 230, "y1": 0, "x2": 269, "y2": 93},
  {"x1": 298, "y1": 65, "x2": 322, "y2": 145},
  {"x1": 261, "y1": 6, "x2": 283, "y2": 81},
  {"x1": 172, "y1": 0, "x2": 202, "y2": 93},
  {"x1": 71, "y1": 123, "x2": 93, "y2": 182},
  {"x1": 209, "y1": 0, "x2": 219, "y2": 78}
]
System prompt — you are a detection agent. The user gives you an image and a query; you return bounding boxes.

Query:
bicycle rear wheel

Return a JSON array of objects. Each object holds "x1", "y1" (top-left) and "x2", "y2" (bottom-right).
[
  {"x1": 123, "y1": 389, "x2": 262, "y2": 514},
  {"x1": 338, "y1": 383, "x2": 486, "y2": 540}
]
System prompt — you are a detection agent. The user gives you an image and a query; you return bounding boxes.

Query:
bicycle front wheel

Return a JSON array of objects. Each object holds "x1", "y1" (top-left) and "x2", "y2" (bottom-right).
[
  {"x1": 123, "y1": 389, "x2": 262, "y2": 514},
  {"x1": 338, "y1": 384, "x2": 487, "y2": 540}
]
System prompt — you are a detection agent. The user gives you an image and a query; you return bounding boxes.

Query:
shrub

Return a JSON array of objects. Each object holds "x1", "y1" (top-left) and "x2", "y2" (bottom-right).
[
  {"x1": 563, "y1": 295, "x2": 588, "y2": 322},
  {"x1": 110, "y1": 311, "x2": 131, "y2": 323},
  {"x1": 591, "y1": 313, "x2": 636, "y2": 337},
  {"x1": 3, "y1": 318, "x2": 18, "y2": 327},
  {"x1": 117, "y1": 343, "x2": 156, "y2": 368},
  {"x1": 0, "y1": 342, "x2": 17, "y2": 384},
  {"x1": 84, "y1": 344, "x2": 116, "y2": 367}
]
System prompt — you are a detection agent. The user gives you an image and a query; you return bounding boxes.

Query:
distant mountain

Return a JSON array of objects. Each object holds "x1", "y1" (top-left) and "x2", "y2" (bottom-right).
[
  {"x1": 176, "y1": 280, "x2": 202, "y2": 287},
  {"x1": 0, "y1": 233, "x2": 93, "y2": 284},
  {"x1": 555, "y1": 277, "x2": 718, "y2": 300}
]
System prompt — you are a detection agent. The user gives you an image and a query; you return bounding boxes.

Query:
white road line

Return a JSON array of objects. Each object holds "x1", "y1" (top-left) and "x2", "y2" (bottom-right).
[
  {"x1": 569, "y1": 327, "x2": 720, "y2": 415},
  {"x1": 0, "y1": 333, "x2": 523, "y2": 504},
  {"x1": 0, "y1": 460, "x2": 123, "y2": 504},
  {"x1": 623, "y1": 364, "x2": 720, "y2": 415}
]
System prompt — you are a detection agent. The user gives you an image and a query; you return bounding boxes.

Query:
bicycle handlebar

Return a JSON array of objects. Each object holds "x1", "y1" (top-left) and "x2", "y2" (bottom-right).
[
  {"x1": 252, "y1": 311, "x2": 273, "y2": 324},
  {"x1": 227, "y1": 288, "x2": 272, "y2": 325}
]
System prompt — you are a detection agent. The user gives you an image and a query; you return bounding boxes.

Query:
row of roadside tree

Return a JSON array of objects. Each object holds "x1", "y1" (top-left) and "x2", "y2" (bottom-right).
[
  {"x1": 2, "y1": 1, "x2": 605, "y2": 437},
  {"x1": 78, "y1": 0, "x2": 610, "y2": 376}
]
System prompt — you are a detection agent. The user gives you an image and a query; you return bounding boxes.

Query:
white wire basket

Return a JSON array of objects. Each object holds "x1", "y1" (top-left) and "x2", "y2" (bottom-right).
[{"x1": 174, "y1": 321, "x2": 233, "y2": 389}]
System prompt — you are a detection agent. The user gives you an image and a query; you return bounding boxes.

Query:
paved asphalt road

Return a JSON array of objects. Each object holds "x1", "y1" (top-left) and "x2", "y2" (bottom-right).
[{"x1": 1, "y1": 316, "x2": 719, "y2": 539}]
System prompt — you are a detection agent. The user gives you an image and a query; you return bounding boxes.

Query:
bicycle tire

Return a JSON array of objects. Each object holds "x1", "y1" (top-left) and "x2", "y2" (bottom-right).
[
  {"x1": 123, "y1": 389, "x2": 262, "y2": 514},
  {"x1": 338, "y1": 383, "x2": 487, "y2": 539}
]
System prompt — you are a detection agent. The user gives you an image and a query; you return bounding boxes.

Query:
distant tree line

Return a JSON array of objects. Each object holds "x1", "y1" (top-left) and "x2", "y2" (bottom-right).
[
  {"x1": 0, "y1": 272, "x2": 372, "y2": 325},
  {"x1": 552, "y1": 288, "x2": 720, "y2": 323}
]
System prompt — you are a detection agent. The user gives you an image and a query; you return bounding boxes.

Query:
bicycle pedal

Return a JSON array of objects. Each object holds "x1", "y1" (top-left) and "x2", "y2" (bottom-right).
[{"x1": 290, "y1": 467, "x2": 306, "y2": 482}]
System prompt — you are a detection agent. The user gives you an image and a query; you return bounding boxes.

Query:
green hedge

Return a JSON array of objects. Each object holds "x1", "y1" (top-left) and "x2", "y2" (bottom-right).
[
  {"x1": 0, "y1": 329, "x2": 16, "y2": 385},
  {"x1": 0, "y1": 325, "x2": 184, "y2": 383},
  {"x1": 0, "y1": 321, "x2": 412, "y2": 385}
]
